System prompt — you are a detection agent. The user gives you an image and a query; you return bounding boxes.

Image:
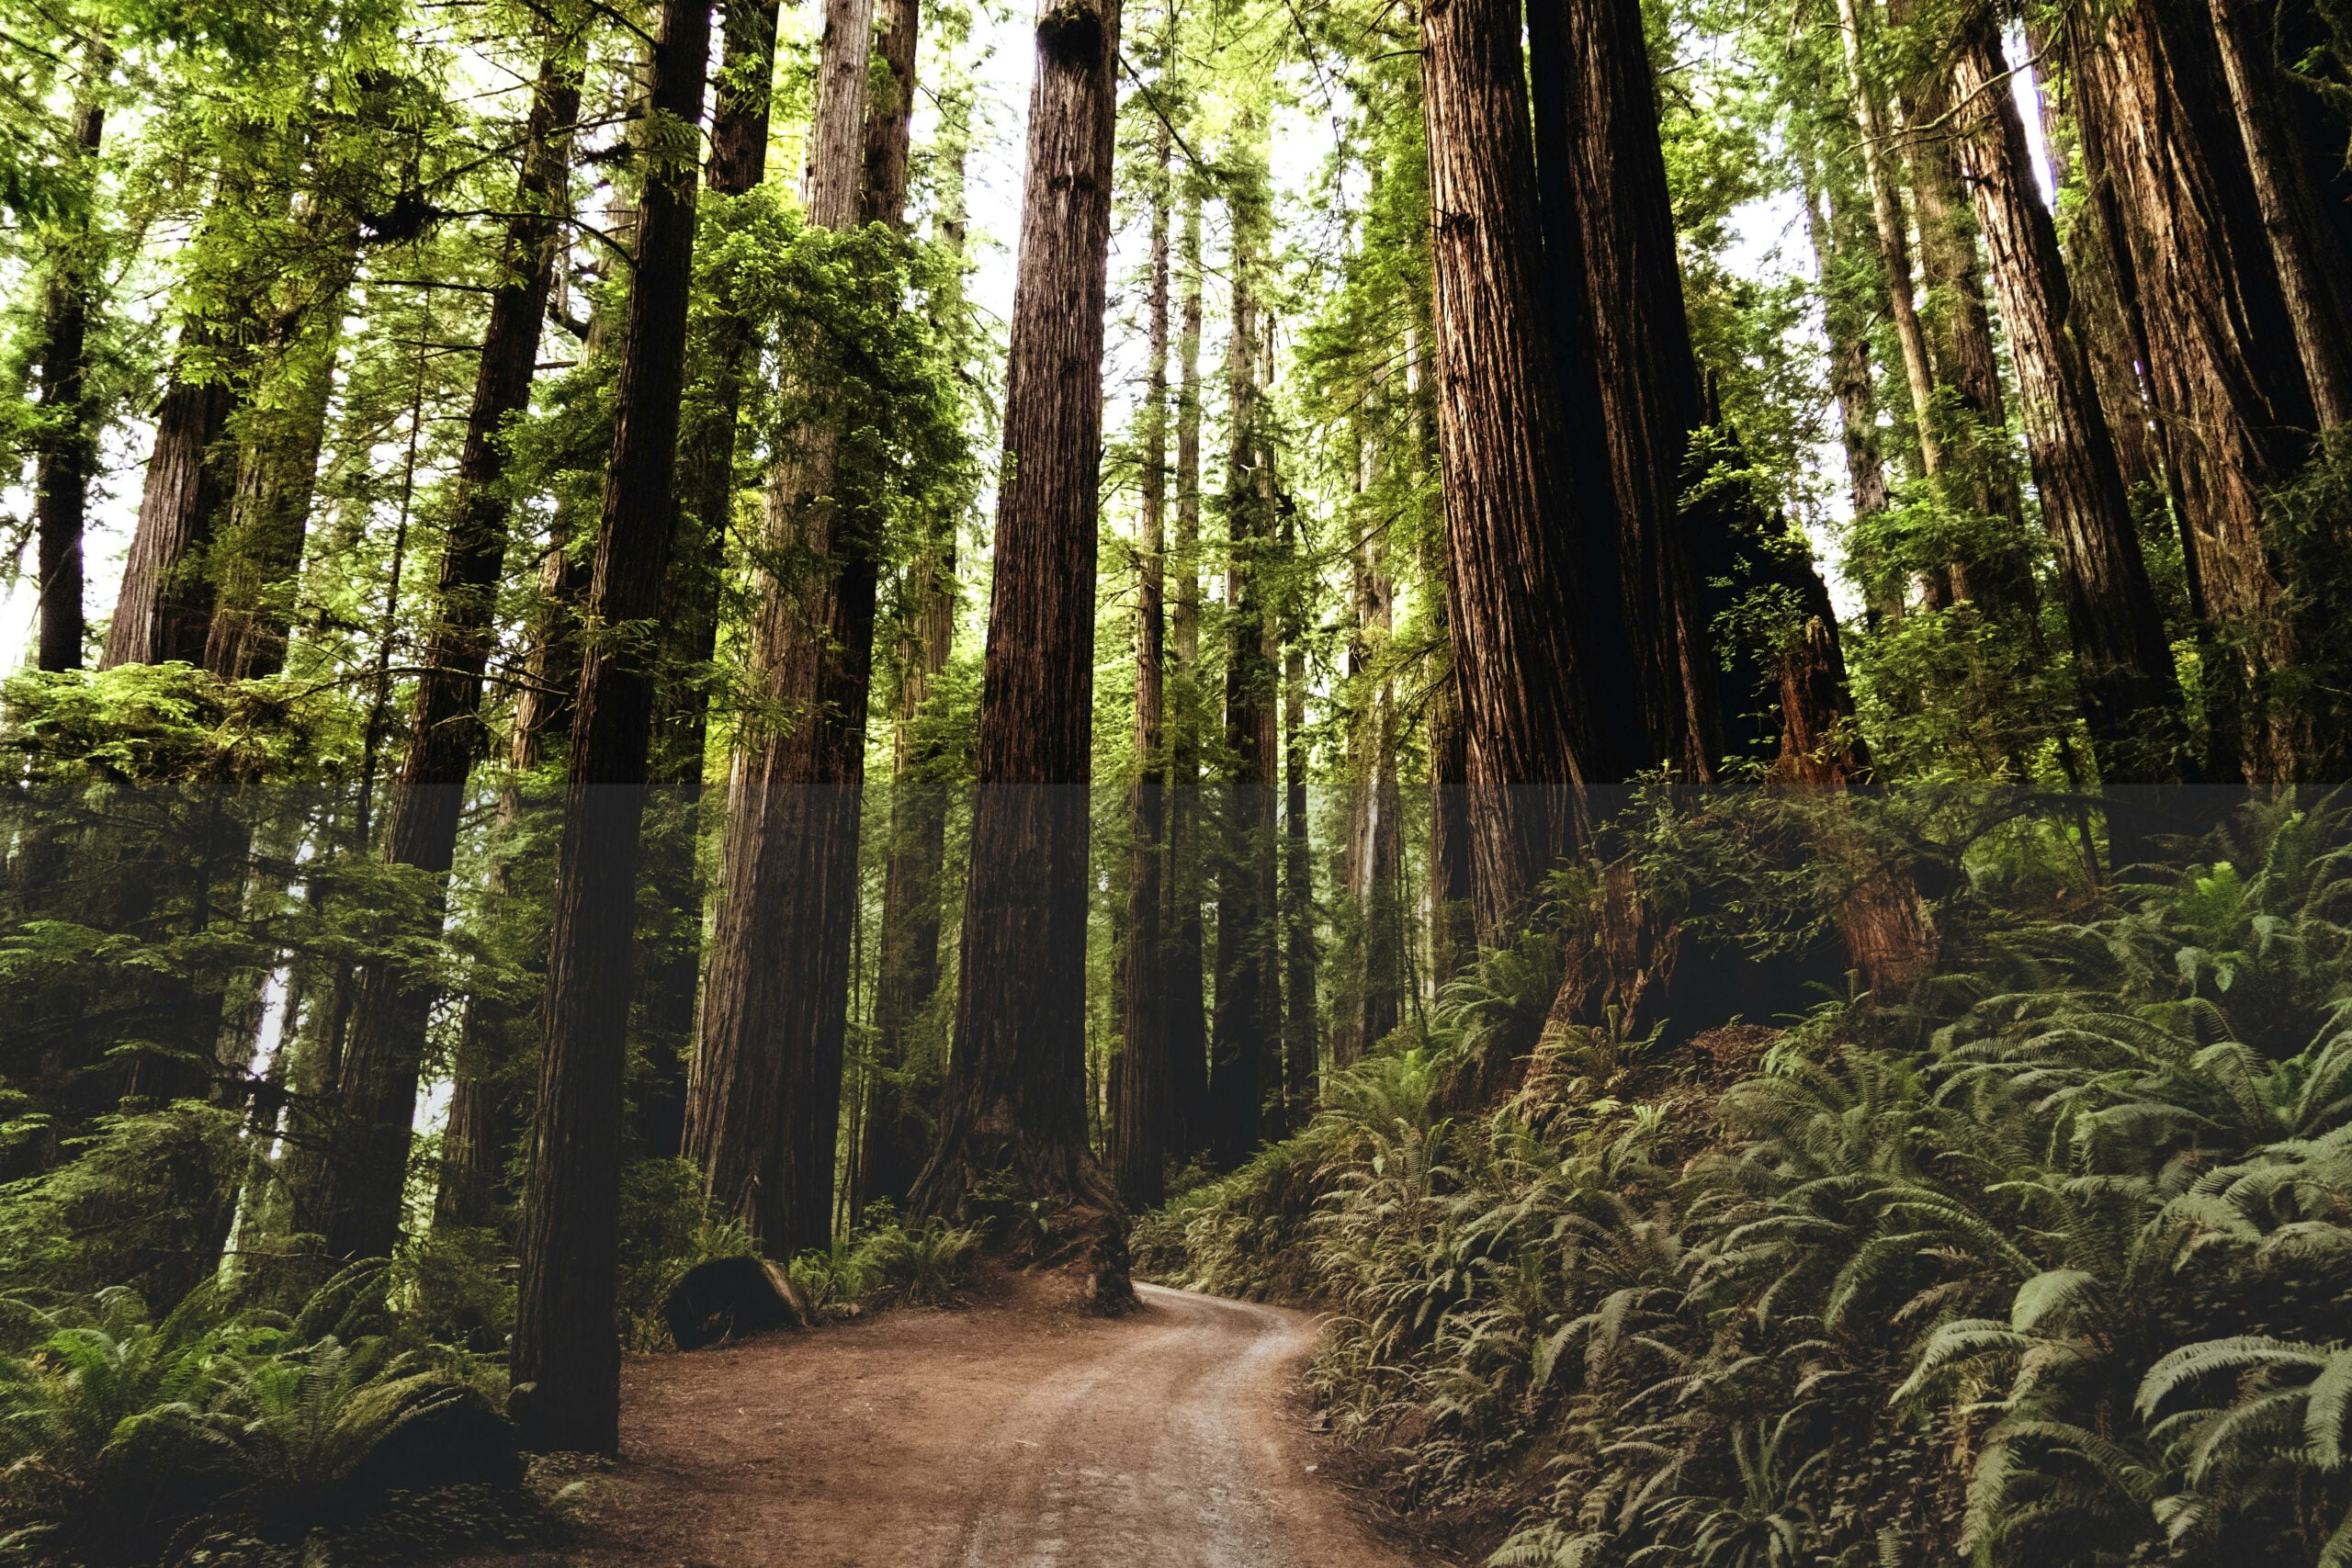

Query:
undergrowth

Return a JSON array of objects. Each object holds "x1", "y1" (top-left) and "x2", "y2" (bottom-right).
[{"x1": 1138, "y1": 796, "x2": 2352, "y2": 1568}]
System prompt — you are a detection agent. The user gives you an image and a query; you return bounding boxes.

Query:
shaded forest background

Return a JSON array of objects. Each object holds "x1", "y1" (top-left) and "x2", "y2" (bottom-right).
[{"x1": 6, "y1": 0, "x2": 2352, "y2": 1561}]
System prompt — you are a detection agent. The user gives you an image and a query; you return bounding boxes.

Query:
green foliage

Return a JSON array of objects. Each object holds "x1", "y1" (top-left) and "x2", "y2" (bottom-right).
[
  {"x1": 785, "y1": 1215, "x2": 981, "y2": 1317},
  {"x1": 0, "y1": 1268, "x2": 531, "y2": 1566},
  {"x1": 1146, "y1": 800, "x2": 2352, "y2": 1567}
]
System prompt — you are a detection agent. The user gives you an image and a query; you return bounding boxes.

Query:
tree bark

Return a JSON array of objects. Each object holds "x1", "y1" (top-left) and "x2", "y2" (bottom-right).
[
  {"x1": 30, "y1": 92, "x2": 103, "y2": 673},
  {"x1": 1280, "y1": 600, "x2": 1317, "y2": 1126},
  {"x1": 1209, "y1": 144, "x2": 1279, "y2": 1166},
  {"x1": 312, "y1": 45, "x2": 583, "y2": 1266},
  {"x1": 2072, "y1": 0, "x2": 2316, "y2": 784},
  {"x1": 634, "y1": 0, "x2": 791, "y2": 1164},
  {"x1": 1420, "y1": 0, "x2": 1625, "y2": 942},
  {"x1": 908, "y1": 0, "x2": 1132, "y2": 1314},
  {"x1": 2207, "y1": 0, "x2": 2352, "y2": 428},
  {"x1": 1335, "y1": 437, "x2": 1402, "y2": 1068},
  {"x1": 687, "y1": 0, "x2": 878, "y2": 1259},
  {"x1": 1163, "y1": 183, "x2": 1211, "y2": 1160},
  {"x1": 104, "y1": 329, "x2": 240, "y2": 669},
  {"x1": 1950, "y1": 24, "x2": 2189, "y2": 807},
  {"x1": 1113, "y1": 117, "x2": 1172, "y2": 1208},
  {"x1": 512, "y1": 0, "x2": 713, "y2": 1452},
  {"x1": 1530, "y1": 0, "x2": 1731, "y2": 774}
]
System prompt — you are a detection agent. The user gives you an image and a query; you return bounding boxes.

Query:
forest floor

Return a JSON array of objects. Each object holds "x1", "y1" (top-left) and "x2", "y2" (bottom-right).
[{"x1": 444, "y1": 1275, "x2": 1443, "y2": 1568}]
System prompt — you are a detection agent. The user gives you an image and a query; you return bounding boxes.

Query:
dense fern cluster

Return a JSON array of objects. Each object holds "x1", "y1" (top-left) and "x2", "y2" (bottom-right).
[
  {"x1": 0, "y1": 1265, "x2": 531, "y2": 1566},
  {"x1": 1138, "y1": 800, "x2": 2352, "y2": 1567}
]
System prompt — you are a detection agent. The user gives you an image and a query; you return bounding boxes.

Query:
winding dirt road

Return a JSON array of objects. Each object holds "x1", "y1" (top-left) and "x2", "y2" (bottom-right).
[{"x1": 462, "y1": 1279, "x2": 1435, "y2": 1568}]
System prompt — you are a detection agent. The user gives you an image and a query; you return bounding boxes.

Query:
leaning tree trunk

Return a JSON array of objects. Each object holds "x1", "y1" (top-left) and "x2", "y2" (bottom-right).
[
  {"x1": 312, "y1": 46, "x2": 583, "y2": 1267},
  {"x1": 633, "y1": 0, "x2": 790, "y2": 1164},
  {"x1": 1950, "y1": 22, "x2": 2189, "y2": 824},
  {"x1": 1112, "y1": 116, "x2": 1172, "y2": 1209},
  {"x1": 512, "y1": 0, "x2": 713, "y2": 1453},
  {"x1": 1420, "y1": 0, "x2": 1625, "y2": 943},
  {"x1": 908, "y1": 0, "x2": 1133, "y2": 1313},
  {"x1": 687, "y1": 0, "x2": 879, "y2": 1259},
  {"x1": 1162, "y1": 185, "x2": 1211, "y2": 1161}
]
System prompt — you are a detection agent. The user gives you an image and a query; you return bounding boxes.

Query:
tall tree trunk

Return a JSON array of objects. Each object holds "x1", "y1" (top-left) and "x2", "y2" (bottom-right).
[
  {"x1": 1529, "y1": 0, "x2": 1731, "y2": 773},
  {"x1": 908, "y1": 0, "x2": 1132, "y2": 1313},
  {"x1": 636, "y1": 0, "x2": 789, "y2": 1165},
  {"x1": 863, "y1": 0, "x2": 920, "y2": 226},
  {"x1": 2073, "y1": 0, "x2": 2317, "y2": 784},
  {"x1": 1113, "y1": 117, "x2": 1172, "y2": 1208},
  {"x1": 687, "y1": 0, "x2": 878, "y2": 1258},
  {"x1": 1336, "y1": 438, "x2": 1402, "y2": 1068},
  {"x1": 1280, "y1": 600, "x2": 1317, "y2": 1125},
  {"x1": 1209, "y1": 146, "x2": 1278, "y2": 1166},
  {"x1": 30, "y1": 92, "x2": 103, "y2": 673},
  {"x1": 105, "y1": 329, "x2": 240, "y2": 668},
  {"x1": 2207, "y1": 0, "x2": 2352, "y2": 428},
  {"x1": 1834, "y1": 0, "x2": 1946, "y2": 491},
  {"x1": 311, "y1": 47, "x2": 583, "y2": 1266},
  {"x1": 513, "y1": 0, "x2": 713, "y2": 1452},
  {"x1": 1160, "y1": 183, "x2": 1211, "y2": 1162},
  {"x1": 201, "y1": 315, "x2": 342, "y2": 680},
  {"x1": 1950, "y1": 24, "x2": 2188, "y2": 814},
  {"x1": 862, "y1": 76, "x2": 967, "y2": 1218},
  {"x1": 1800, "y1": 173, "x2": 1898, "y2": 623},
  {"x1": 1420, "y1": 0, "x2": 1625, "y2": 943}
]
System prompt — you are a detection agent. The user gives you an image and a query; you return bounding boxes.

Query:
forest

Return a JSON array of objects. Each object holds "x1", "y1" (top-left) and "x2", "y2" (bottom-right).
[{"x1": 5, "y1": 0, "x2": 2352, "y2": 1559}]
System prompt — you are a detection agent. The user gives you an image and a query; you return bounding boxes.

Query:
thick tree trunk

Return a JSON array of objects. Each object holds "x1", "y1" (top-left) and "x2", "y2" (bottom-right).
[
  {"x1": 863, "y1": 0, "x2": 920, "y2": 227},
  {"x1": 312, "y1": 47, "x2": 583, "y2": 1266},
  {"x1": 2073, "y1": 0, "x2": 2316, "y2": 784},
  {"x1": 1335, "y1": 454, "x2": 1402, "y2": 1069},
  {"x1": 30, "y1": 93, "x2": 103, "y2": 672},
  {"x1": 1951, "y1": 26, "x2": 2188, "y2": 808},
  {"x1": 1209, "y1": 156, "x2": 1279, "y2": 1167},
  {"x1": 1113, "y1": 119, "x2": 1172, "y2": 1208},
  {"x1": 512, "y1": 0, "x2": 712, "y2": 1452},
  {"x1": 687, "y1": 0, "x2": 878, "y2": 1258},
  {"x1": 105, "y1": 330, "x2": 240, "y2": 669},
  {"x1": 1421, "y1": 0, "x2": 1625, "y2": 942},
  {"x1": 1163, "y1": 186, "x2": 1211, "y2": 1160},
  {"x1": 634, "y1": 0, "x2": 791, "y2": 1164},
  {"x1": 2207, "y1": 0, "x2": 2352, "y2": 428},
  {"x1": 908, "y1": 0, "x2": 1132, "y2": 1314},
  {"x1": 1530, "y1": 0, "x2": 1728, "y2": 774}
]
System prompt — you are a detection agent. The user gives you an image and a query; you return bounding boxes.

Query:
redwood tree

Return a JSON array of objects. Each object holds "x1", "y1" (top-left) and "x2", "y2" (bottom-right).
[
  {"x1": 513, "y1": 0, "x2": 715, "y2": 1452},
  {"x1": 909, "y1": 0, "x2": 1133, "y2": 1311}
]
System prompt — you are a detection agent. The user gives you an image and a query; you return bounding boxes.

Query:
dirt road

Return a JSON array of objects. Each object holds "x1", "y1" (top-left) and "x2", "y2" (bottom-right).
[{"x1": 460, "y1": 1279, "x2": 1434, "y2": 1568}]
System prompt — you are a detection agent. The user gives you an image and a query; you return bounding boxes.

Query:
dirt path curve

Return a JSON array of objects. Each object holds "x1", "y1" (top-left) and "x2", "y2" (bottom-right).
[{"x1": 457, "y1": 1279, "x2": 1436, "y2": 1568}]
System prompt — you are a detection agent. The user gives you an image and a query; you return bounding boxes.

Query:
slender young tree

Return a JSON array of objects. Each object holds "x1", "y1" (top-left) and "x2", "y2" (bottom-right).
[
  {"x1": 909, "y1": 0, "x2": 1133, "y2": 1311},
  {"x1": 513, "y1": 0, "x2": 716, "y2": 1452},
  {"x1": 1280, "y1": 570, "x2": 1316, "y2": 1125},
  {"x1": 311, "y1": 40, "x2": 585, "y2": 1266},
  {"x1": 1113, "y1": 113, "x2": 1173, "y2": 1208},
  {"x1": 1162, "y1": 180, "x2": 1211, "y2": 1159}
]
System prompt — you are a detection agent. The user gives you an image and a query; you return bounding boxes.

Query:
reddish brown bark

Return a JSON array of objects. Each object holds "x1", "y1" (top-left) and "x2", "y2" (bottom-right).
[
  {"x1": 513, "y1": 0, "x2": 714, "y2": 1452},
  {"x1": 909, "y1": 0, "x2": 1132, "y2": 1312},
  {"x1": 1951, "y1": 24, "x2": 2188, "y2": 807},
  {"x1": 687, "y1": 0, "x2": 878, "y2": 1258},
  {"x1": 1162, "y1": 186, "x2": 1211, "y2": 1157},
  {"x1": 1421, "y1": 0, "x2": 1627, "y2": 942}
]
